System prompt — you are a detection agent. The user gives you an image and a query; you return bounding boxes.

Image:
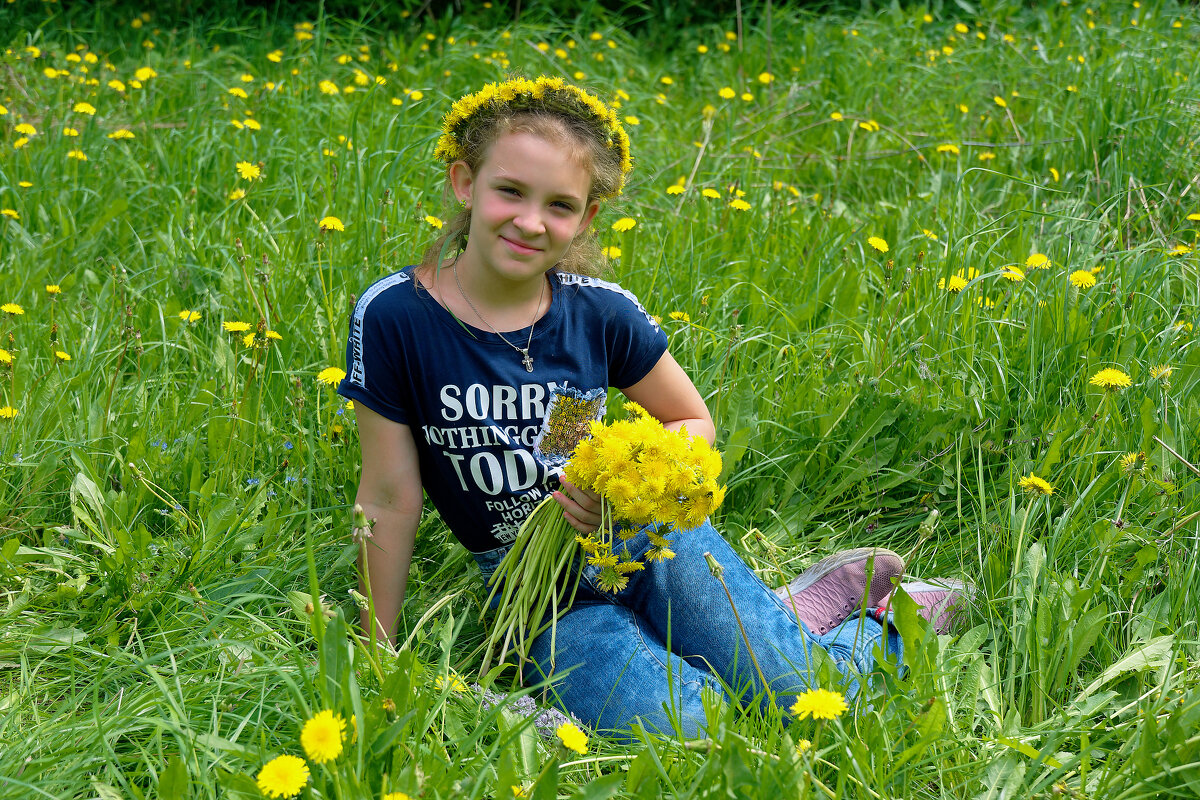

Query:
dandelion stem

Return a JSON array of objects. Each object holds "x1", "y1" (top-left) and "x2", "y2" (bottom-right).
[{"x1": 704, "y1": 551, "x2": 773, "y2": 710}]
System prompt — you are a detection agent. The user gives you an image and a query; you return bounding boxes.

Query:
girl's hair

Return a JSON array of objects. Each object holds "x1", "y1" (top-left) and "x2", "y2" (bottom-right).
[{"x1": 421, "y1": 82, "x2": 629, "y2": 277}]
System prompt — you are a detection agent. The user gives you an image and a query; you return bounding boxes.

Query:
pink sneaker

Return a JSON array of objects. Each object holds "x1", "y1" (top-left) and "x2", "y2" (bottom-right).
[
  {"x1": 774, "y1": 548, "x2": 905, "y2": 635},
  {"x1": 878, "y1": 579, "x2": 969, "y2": 634}
]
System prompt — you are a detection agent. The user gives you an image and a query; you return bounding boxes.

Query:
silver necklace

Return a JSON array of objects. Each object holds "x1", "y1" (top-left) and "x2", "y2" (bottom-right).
[{"x1": 453, "y1": 266, "x2": 545, "y2": 373}]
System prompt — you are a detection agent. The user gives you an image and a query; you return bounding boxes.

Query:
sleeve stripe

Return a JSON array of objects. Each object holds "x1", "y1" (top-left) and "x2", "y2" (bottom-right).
[
  {"x1": 556, "y1": 273, "x2": 661, "y2": 332},
  {"x1": 346, "y1": 270, "x2": 411, "y2": 391}
]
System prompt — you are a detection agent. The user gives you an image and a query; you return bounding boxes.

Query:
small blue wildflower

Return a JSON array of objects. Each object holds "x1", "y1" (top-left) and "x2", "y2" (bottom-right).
[
  {"x1": 245, "y1": 477, "x2": 261, "y2": 487},
  {"x1": 284, "y1": 476, "x2": 298, "y2": 484},
  {"x1": 283, "y1": 441, "x2": 294, "y2": 450}
]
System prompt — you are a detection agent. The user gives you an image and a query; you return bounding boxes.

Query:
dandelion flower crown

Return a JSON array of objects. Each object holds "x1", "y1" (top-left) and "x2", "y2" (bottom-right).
[{"x1": 434, "y1": 76, "x2": 633, "y2": 198}]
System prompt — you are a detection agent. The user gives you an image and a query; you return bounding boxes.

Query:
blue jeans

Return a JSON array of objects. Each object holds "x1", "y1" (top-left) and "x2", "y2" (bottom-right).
[{"x1": 473, "y1": 520, "x2": 903, "y2": 738}]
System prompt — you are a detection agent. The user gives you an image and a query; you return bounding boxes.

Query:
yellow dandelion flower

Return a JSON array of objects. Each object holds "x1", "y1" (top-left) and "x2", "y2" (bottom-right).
[
  {"x1": 107, "y1": 129, "x2": 135, "y2": 139},
  {"x1": 556, "y1": 722, "x2": 588, "y2": 754},
  {"x1": 178, "y1": 310, "x2": 201, "y2": 323},
  {"x1": 72, "y1": 101, "x2": 97, "y2": 115},
  {"x1": 1089, "y1": 367, "x2": 1131, "y2": 391},
  {"x1": 1068, "y1": 270, "x2": 1096, "y2": 289},
  {"x1": 63, "y1": 127, "x2": 79, "y2": 137},
  {"x1": 668, "y1": 311, "x2": 690, "y2": 322},
  {"x1": 936, "y1": 143, "x2": 960, "y2": 154},
  {"x1": 938, "y1": 274, "x2": 968, "y2": 293},
  {"x1": 1119, "y1": 451, "x2": 1146, "y2": 475},
  {"x1": 108, "y1": 79, "x2": 126, "y2": 91},
  {"x1": 317, "y1": 367, "x2": 346, "y2": 386},
  {"x1": 611, "y1": 217, "x2": 636, "y2": 232},
  {"x1": 0, "y1": 349, "x2": 12, "y2": 364},
  {"x1": 789, "y1": 688, "x2": 847, "y2": 720},
  {"x1": 666, "y1": 184, "x2": 685, "y2": 195},
  {"x1": 255, "y1": 754, "x2": 309, "y2": 799},
  {"x1": 229, "y1": 188, "x2": 246, "y2": 200},
  {"x1": 868, "y1": 236, "x2": 889, "y2": 253},
  {"x1": 1, "y1": 303, "x2": 25, "y2": 315},
  {"x1": 1149, "y1": 364, "x2": 1173, "y2": 382},
  {"x1": 1018, "y1": 474, "x2": 1054, "y2": 496},
  {"x1": 623, "y1": 115, "x2": 640, "y2": 126},
  {"x1": 1, "y1": 209, "x2": 18, "y2": 221},
  {"x1": 383, "y1": 794, "x2": 412, "y2": 800},
  {"x1": 134, "y1": 66, "x2": 156, "y2": 81},
  {"x1": 223, "y1": 321, "x2": 251, "y2": 333},
  {"x1": 319, "y1": 79, "x2": 339, "y2": 95},
  {"x1": 1001, "y1": 266, "x2": 1025, "y2": 282},
  {"x1": 1187, "y1": 213, "x2": 1200, "y2": 222},
  {"x1": 243, "y1": 118, "x2": 261, "y2": 131},
  {"x1": 45, "y1": 284, "x2": 61, "y2": 295},
  {"x1": 757, "y1": 71, "x2": 774, "y2": 84},
  {"x1": 993, "y1": 95, "x2": 1007, "y2": 108},
  {"x1": 795, "y1": 739, "x2": 812, "y2": 755},
  {"x1": 434, "y1": 672, "x2": 469, "y2": 693},
  {"x1": 67, "y1": 149, "x2": 88, "y2": 161},
  {"x1": 54, "y1": 351, "x2": 70, "y2": 361},
  {"x1": 319, "y1": 216, "x2": 345, "y2": 232},
  {"x1": 701, "y1": 188, "x2": 721, "y2": 199},
  {"x1": 718, "y1": 86, "x2": 736, "y2": 100},
  {"x1": 424, "y1": 215, "x2": 443, "y2": 229},
  {"x1": 267, "y1": 49, "x2": 283, "y2": 63},
  {"x1": 601, "y1": 246, "x2": 621, "y2": 258},
  {"x1": 1025, "y1": 253, "x2": 1050, "y2": 269},
  {"x1": 1170, "y1": 243, "x2": 1192, "y2": 255},
  {"x1": 15, "y1": 123, "x2": 37, "y2": 136},
  {"x1": 235, "y1": 161, "x2": 261, "y2": 180},
  {"x1": 0, "y1": 406, "x2": 18, "y2": 420},
  {"x1": 978, "y1": 152, "x2": 996, "y2": 162},
  {"x1": 300, "y1": 709, "x2": 346, "y2": 764},
  {"x1": 227, "y1": 87, "x2": 248, "y2": 99},
  {"x1": 830, "y1": 111, "x2": 844, "y2": 121},
  {"x1": 729, "y1": 198, "x2": 751, "y2": 211}
]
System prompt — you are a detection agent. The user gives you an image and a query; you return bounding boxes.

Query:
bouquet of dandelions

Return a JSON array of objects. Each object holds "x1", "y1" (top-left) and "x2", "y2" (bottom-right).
[{"x1": 481, "y1": 401, "x2": 725, "y2": 676}]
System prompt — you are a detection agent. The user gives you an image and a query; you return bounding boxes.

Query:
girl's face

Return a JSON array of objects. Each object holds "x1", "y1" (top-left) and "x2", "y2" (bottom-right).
[{"x1": 450, "y1": 130, "x2": 599, "y2": 289}]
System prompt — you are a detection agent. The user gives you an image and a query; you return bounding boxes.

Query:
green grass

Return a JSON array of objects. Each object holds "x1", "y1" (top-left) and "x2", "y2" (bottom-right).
[{"x1": 1, "y1": 0, "x2": 1199, "y2": 797}]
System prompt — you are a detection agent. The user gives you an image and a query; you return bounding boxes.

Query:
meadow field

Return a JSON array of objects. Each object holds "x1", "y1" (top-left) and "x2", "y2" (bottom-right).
[{"x1": 1, "y1": 0, "x2": 1198, "y2": 797}]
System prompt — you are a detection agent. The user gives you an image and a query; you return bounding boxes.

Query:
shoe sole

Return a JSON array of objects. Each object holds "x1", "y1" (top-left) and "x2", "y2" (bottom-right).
[{"x1": 775, "y1": 547, "x2": 904, "y2": 608}]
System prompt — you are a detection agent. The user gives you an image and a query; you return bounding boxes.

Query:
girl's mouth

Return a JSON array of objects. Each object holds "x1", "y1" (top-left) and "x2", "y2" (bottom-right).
[{"x1": 502, "y1": 236, "x2": 541, "y2": 255}]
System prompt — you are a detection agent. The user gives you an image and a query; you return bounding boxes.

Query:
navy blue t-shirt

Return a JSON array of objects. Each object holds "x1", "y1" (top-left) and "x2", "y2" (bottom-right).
[{"x1": 338, "y1": 266, "x2": 668, "y2": 552}]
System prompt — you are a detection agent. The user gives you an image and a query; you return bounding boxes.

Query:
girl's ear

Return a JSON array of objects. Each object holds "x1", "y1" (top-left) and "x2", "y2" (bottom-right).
[
  {"x1": 576, "y1": 201, "x2": 601, "y2": 235},
  {"x1": 449, "y1": 161, "x2": 475, "y2": 206}
]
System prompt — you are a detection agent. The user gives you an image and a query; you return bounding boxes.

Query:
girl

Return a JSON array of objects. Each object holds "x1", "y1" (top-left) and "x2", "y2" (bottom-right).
[{"x1": 338, "y1": 77, "x2": 919, "y2": 737}]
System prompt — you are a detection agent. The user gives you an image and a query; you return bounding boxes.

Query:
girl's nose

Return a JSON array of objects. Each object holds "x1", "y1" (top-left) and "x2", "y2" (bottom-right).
[{"x1": 512, "y1": 207, "x2": 545, "y2": 236}]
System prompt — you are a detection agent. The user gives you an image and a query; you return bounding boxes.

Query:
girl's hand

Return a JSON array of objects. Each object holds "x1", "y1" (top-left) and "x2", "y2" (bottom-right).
[{"x1": 554, "y1": 479, "x2": 602, "y2": 534}]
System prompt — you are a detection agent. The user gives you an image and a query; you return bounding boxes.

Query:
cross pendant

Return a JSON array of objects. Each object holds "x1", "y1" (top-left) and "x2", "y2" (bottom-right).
[{"x1": 520, "y1": 350, "x2": 534, "y2": 372}]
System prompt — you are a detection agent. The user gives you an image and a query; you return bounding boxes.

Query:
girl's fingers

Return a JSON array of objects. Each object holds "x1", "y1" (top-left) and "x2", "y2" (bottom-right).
[
  {"x1": 552, "y1": 484, "x2": 601, "y2": 532},
  {"x1": 557, "y1": 479, "x2": 600, "y2": 511}
]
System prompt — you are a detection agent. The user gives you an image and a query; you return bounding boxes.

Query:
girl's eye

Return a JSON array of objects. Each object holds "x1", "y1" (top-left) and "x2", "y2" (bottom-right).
[
  {"x1": 552, "y1": 201, "x2": 574, "y2": 212},
  {"x1": 498, "y1": 186, "x2": 520, "y2": 196}
]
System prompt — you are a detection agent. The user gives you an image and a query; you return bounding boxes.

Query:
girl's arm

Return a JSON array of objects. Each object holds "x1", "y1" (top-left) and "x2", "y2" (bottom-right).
[
  {"x1": 353, "y1": 402, "x2": 424, "y2": 644},
  {"x1": 622, "y1": 350, "x2": 716, "y2": 444},
  {"x1": 556, "y1": 349, "x2": 714, "y2": 532}
]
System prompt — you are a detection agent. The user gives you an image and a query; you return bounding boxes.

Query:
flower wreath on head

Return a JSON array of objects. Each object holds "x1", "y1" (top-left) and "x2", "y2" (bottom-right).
[{"x1": 433, "y1": 76, "x2": 633, "y2": 198}]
